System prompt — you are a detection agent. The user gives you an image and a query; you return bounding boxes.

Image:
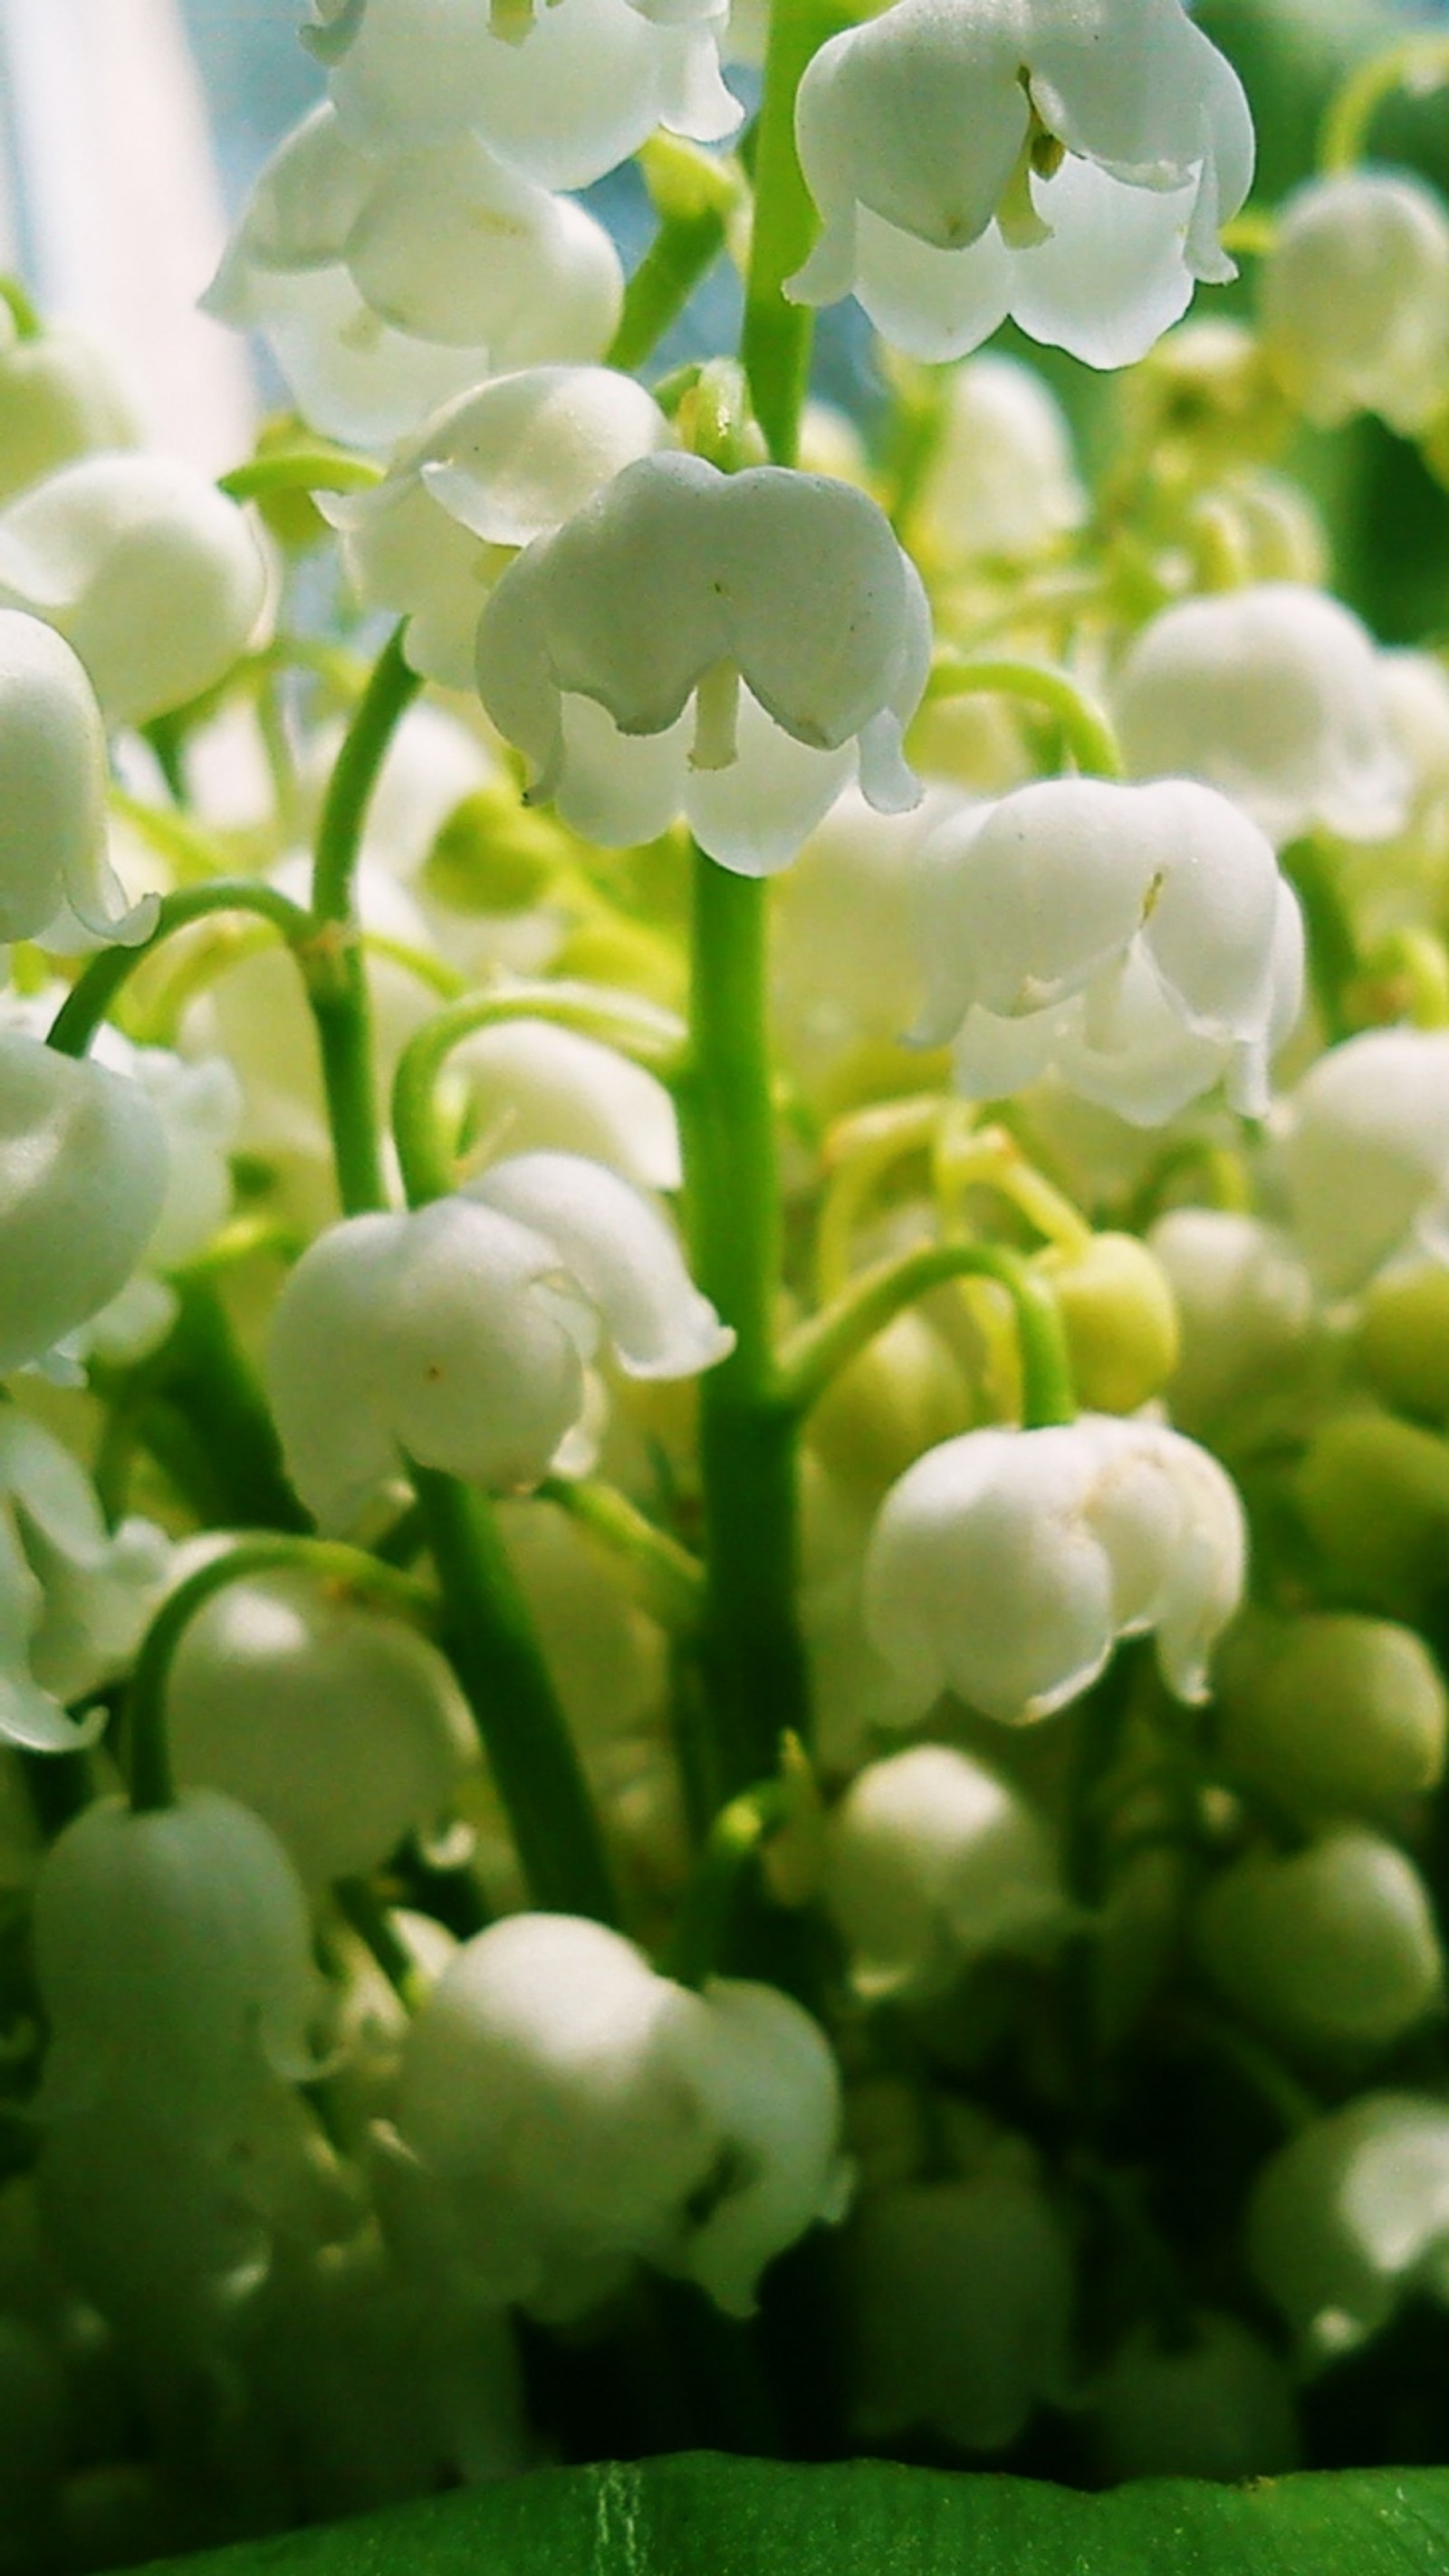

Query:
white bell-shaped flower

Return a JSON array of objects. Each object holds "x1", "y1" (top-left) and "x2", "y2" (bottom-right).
[
  {"x1": 1147, "y1": 1208, "x2": 1315, "y2": 1436},
  {"x1": 864, "y1": 1413, "x2": 1246, "y2": 1725},
  {"x1": 318, "y1": 0, "x2": 741, "y2": 190},
  {"x1": 449, "y1": 1020, "x2": 682, "y2": 1191},
  {"x1": 0, "y1": 314, "x2": 138, "y2": 507},
  {"x1": 1195, "y1": 1827, "x2": 1444, "y2": 2053},
  {"x1": 1248, "y1": 2093, "x2": 1449, "y2": 2363},
  {"x1": 823, "y1": 1744, "x2": 1070, "y2": 1999},
  {"x1": 1261, "y1": 172, "x2": 1449, "y2": 437},
  {"x1": 267, "y1": 1149, "x2": 732, "y2": 1527},
  {"x1": 0, "y1": 1411, "x2": 168, "y2": 1757},
  {"x1": 388, "y1": 1913, "x2": 846, "y2": 2322},
  {"x1": 911, "y1": 777, "x2": 1303, "y2": 1124},
  {"x1": 206, "y1": 109, "x2": 624, "y2": 452},
  {"x1": 34, "y1": 1790, "x2": 325, "y2": 2121},
  {"x1": 910, "y1": 353, "x2": 1087, "y2": 562},
  {"x1": 168, "y1": 1569, "x2": 475, "y2": 1889},
  {"x1": 476, "y1": 452, "x2": 930, "y2": 876},
  {"x1": 330, "y1": 369, "x2": 670, "y2": 690},
  {"x1": 0, "y1": 1032, "x2": 169, "y2": 1378},
  {"x1": 1275, "y1": 1029, "x2": 1449, "y2": 1300},
  {"x1": 0, "y1": 612, "x2": 151, "y2": 947},
  {"x1": 1115, "y1": 584, "x2": 1411, "y2": 847},
  {"x1": 787, "y1": 0, "x2": 1253, "y2": 369},
  {"x1": 0, "y1": 456, "x2": 267, "y2": 729}
]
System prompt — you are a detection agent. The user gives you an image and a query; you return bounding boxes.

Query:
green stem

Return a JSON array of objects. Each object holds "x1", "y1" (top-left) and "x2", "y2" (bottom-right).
[
  {"x1": 45, "y1": 881, "x2": 311, "y2": 1056},
  {"x1": 1168, "y1": 2003, "x2": 1319, "y2": 2138},
  {"x1": 926, "y1": 657, "x2": 1124, "y2": 779},
  {"x1": 218, "y1": 452, "x2": 382, "y2": 505},
  {"x1": 1319, "y1": 33, "x2": 1449, "y2": 174},
  {"x1": 609, "y1": 138, "x2": 735, "y2": 376},
  {"x1": 309, "y1": 624, "x2": 421, "y2": 1216},
  {"x1": 1281, "y1": 835, "x2": 1358, "y2": 1046},
  {"x1": 665, "y1": 1778, "x2": 792, "y2": 1987},
  {"x1": 535, "y1": 1474, "x2": 705, "y2": 1631},
  {"x1": 126, "y1": 1538, "x2": 433, "y2": 1815},
  {"x1": 391, "y1": 981, "x2": 686, "y2": 1206},
  {"x1": 0, "y1": 275, "x2": 42, "y2": 339},
  {"x1": 780, "y1": 1239, "x2": 1076, "y2": 1429},
  {"x1": 740, "y1": 0, "x2": 842, "y2": 462},
  {"x1": 149, "y1": 1277, "x2": 312, "y2": 1533},
  {"x1": 334, "y1": 1878, "x2": 422, "y2": 2008},
  {"x1": 680, "y1": 849, "x2": 809, "y2": 1801},
  {"x1": 409, "y1": 1466, "x2": 620, "y2": 1924}
]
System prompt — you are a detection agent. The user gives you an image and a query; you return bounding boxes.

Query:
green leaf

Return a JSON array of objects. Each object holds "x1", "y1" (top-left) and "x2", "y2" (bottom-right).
[{"x1": 146, "y1": 2454, "x2": 1449, "y2": 2576}]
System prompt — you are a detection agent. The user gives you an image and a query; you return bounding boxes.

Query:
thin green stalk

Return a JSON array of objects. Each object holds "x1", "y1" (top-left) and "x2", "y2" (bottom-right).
[
  {"x1": 665, "y1": 1777, "x2": 792, "y2": 1987},
  {"x1": 0, "y1": 275, "x2": 42, "y2": 338},
  {"x1": 45, "y1": 880, "x2": 311, "y2": 1057},
  {"x1": 409, "y1": 1465, "x2": 620, "y2": 1924},
  {"x1": 609, "y1": 137, "x2": 737, "y2": 376},
  {"x1": 309, "y1": 624, "x2": 421, "y2": 1216},
  {"x1": 1319, "y1": 32, "x2": 1449, "y2": 174},
  {"x1": 126, "y1": 1537, "x2": 433, "y2": 1815},
  {"x1": 680, "y1": 849, "x2": 809, "y2": 1799},
  {"x1": 740, "y1": 0, "x2": 843, "y2": 462},
  {"x1": 926, "y1": 657, "x2": 1124, "y2": 779},
  {"x1": 218, "y1": 452, "x2": 382, "y2": 505},
  {"x1": 779, "y1": 1238, "x2": 1076, "y2": 1430},
  {"x1": 1281, "y1": 834, "x2": 1358, "y2": 1046},
  {"x1": 535, "y1": 1474, "x2": 705, "y2": 1632}
]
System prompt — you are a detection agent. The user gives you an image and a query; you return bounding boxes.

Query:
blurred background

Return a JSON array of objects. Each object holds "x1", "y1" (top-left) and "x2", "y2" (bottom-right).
[{"x1": 1, "y1": 0, "x2": 1447, "y2": 629}]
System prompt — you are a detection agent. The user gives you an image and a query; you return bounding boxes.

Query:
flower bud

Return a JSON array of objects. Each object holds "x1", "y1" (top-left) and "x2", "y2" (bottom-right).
[
  {"x1": 807, "y1": 1309, "x2": 973, "y2": 1502},
  {"x1": 449, "y1": 1019, "x2": 681, "y2": 1192},
  {"x1": 1295, "y1": 1411, "x2": 1449, "y2": 1624},
  {"x1": 34, "y1": 1790, "x2": 324, "y2": 2119},
  {"x1": 267, "y1": 1152, "x2": 731, "y2": 1526},
  {"x1": 786, "y1": 0, "x2": 1252, "y2": 369},
  {"x1": 1262, "y1": 171, "x2": 1449, "y2": 437},
  {"x1": 1276, "y1": 1028, "x2": 1449, "y2": 1299},
  {"x1": 909, "y1": 354, "x2": 1086, "y2": 563},
  {"x1": 1042, "y1": 1231, "x2": 1180, "y2": 1414},
  {"x1": 1085, "y1": 2312, "x2": 1300, "y2": 2483},
  {"x1": 168, "y1": 1572, "x2": 475, "y2": 1888},
  {"x1": 0, "y1": 611, "x2": 154, "y2": 947},
  {"x1": 1214, "y1": 1611, "x2": 1447, "y2": 1820},
  {"x1": 476, "y1": 452, "x2": 930, "y2": 876},
  {"x1": 911, "y1": 777, "x2": 1303, "y2": 1125},
  {"x1": 1147, "y1": 1208, "x2": 1315, "y2": 1437},
  {"x1": 864, "y1": 1415, "x2": 1245, "y2": 1725},
  {"x1": 0, "y1": 317, "x2": 138, "y2": 506},
  {"x1": 823, "y1": 1744, "x2": 1070, "y2": 1999},
  {"x1": 1357, "y1": 1264, "x2": 1449, "y2": 1420},
  {"x1": 0, "y1": 457, "x2": 266, "y2": 728},
  {"x1": 389, "y1": 1913, "x2": 847, "y2": 2321},
  {"x1": 1116, "y1": 583, "x2": 1410, "y2": 847},
  {"x1": 1248, "y1": 2092, "x2": 1449, "y2": 2362},
  {"x1": 1195, "y1": 1827, "x2": 1444, "y2": 2054},
  {"x1": 0, "y1": 1033, "x2": 169, "y2": 1377}
]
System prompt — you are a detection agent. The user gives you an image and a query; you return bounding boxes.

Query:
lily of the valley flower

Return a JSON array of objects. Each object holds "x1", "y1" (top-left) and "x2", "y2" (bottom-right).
[
  {"x1": 206, "y1": 108, "x2": 624, "y2": 450},
  {"x1": 475, "y1": 452, "x2": 931, "y2": 876},
  {"x1": 0, "y1": 611, "x2": 153, "y2": 947},
  {"x1": 0, "y1": 312, "x2": 138, "y2": 507},
  {"x1": 864, "y1": 1413, "x2": 1246, "y2": 1725},
  {"x1": 1261, "y1": 171, "x2": 1449, "y2": 437},
  {"x1": 0, "y1": 455, "x2": 267, "y2": 730},
  {"x1": 0, "y1": 1033, "x2": 169, "y2": 1379},
  {"x1": 1249, "y1": 2093, "x2": 1449, "y2": 2363},
  {"x1": 1115, "y1": 583, "x2": 1411, "y2": 847},
  {"x1": 385, "y1": 1912, "x2": 849, "y2": 2322},
  {"x1": 0, "y1": 1411, "x2": 168, "y2": 1757},
  {"x1": 267, "y1": 1149, "x2": 733, "y2": 1527},
  {"x1": 330, "y1": 369, "x2": 671, "y2": 688},
  {"x1": 786, "y1": 0, "x2": 1254, "y2": 369},
  {"x1": 1195, "y1": 1826, "x2": 1444, "y2": 2053},
  {"x1": 316, "y1": 0, "x2": 741, "y2": 192},
  {"x1": 911, "y1": 776, "x2": 1304, "y2": 1123},
  {"x1": 1274, "y1": 1027, "x2": 1449, "y2": 1299}
]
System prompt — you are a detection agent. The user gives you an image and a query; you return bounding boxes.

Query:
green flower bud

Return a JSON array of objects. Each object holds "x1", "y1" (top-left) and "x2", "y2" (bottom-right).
[
  {"x1": 1195, "y1": 1827, "x2": 1444, "y2": 2054},
  {"x1": 1085, "y1": 2312, "x2": 1300, "y2": 2484},
  {"x1": 1041, "y1": 1230, "x2": 1180, "y2": 1415},
  {"x1": 1295, "y1": 1411, "x2": 1449, "y2": 1623},
  {"x1": 1355, "y1": 1264, "x2": 1449, "y2": 1422},
  {"x1": 1214, "y1": 1611, "x2": 1447, "y2": 1818},
  {"x1": 808, "y1": 1309, "x2": 973, "y2": 1500}
]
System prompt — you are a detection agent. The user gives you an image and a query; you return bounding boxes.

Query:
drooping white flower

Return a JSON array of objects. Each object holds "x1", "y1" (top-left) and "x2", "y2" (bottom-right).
[
  {"x1": 0, "y1": 456, "x2": 267, "y2": 728},
  {"x1": 476, "y1": 452, "x2": 931, "y2": 876},
  {"x1": 0, "y1": 611, "x2": 153, "y2": 947},
  {"x1": 385, "y1": 1913, "x2": 848, "y2": 2322},
  {"x1": 911, "y1": 777, "x2": 1304, "y2": 1123},
  {"x1": 267, "y1": 1150, "x2": 732, "y2": 1527},
  {"x1": 1261, "y1": 171, "x2": 1449, "y2": 437},
  {"x1": 1274, "y1": 1027, "x2": 1449, "y2": 1299},
  {"x1": 316, "y1": 0, "x2": 741, "y2": 191},
  {"x1": 1248, "y1": 2093, "x2": 1449, "y2": 2363},
  {"x1": 864, "y1": 1413, "x2": 1246, "y2": 1725},
  {"x1": 329, "y1": 369, "x2": 671, "y2": 689},
  {"x1": 1195, "y1": 1826, "x2": 1444, "y2": 2053},
  {"x1": 0, "y1": 1032, "x2": 169, "y2": 1378},
  {"x1": 909, "y1": 352, "x2": 1087, "y2": 562},
  {"x1": 167, "y1": 1568, "x2": 475, "y2": 1889},
  {"x1": 1114, "y1": 584, "x2": 1411, "y2": 847},
  {"x1": 34, "y1": 1790, "x2": 325, "y2": 2122},
  {"x1": 0, "y1": 312, "x2": 139, "y2": 507},
  {"x1": 823, "y1": 1744, "x2": 1070, "y2": 2000},
  {"x1": 787, "y1": 0, "x2": 1253, "y2": 369},
  {"x1": 448, "y1": 1019, "x2": 682, "y2": 1191},
  {"x1": 0, "y1": 1411, "x2": 168, "y2": 1757},
  {"x1": 204, "y1": 109, "x2": 623, "y2": 450}
]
